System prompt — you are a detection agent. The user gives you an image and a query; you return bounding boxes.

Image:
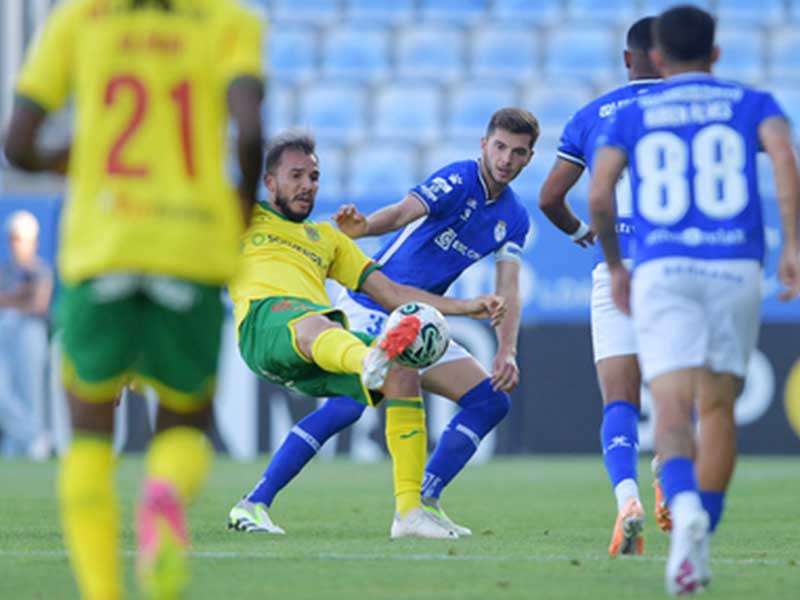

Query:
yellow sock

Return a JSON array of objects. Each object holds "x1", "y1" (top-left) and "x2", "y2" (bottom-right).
[
  {"x1": 310, "y1": 327, "x2": 370, "y2": 375},
  {"x1": 145, "y1": 426, "x2": 213, "y2": 503},
  {"x1": 385, "y1": 397, "x2": 426, "y2": 517},
  {"x1": 58, "y1": 435, "x2": 120, "y2": 600}
]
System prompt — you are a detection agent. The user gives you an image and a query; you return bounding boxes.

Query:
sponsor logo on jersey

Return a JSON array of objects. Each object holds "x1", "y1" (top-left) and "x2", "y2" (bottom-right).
[
  {"x1": 304, "y1": 224, "x2": 320, "y2": 241},
  {"x1": 494, "y1": 220, "x2": 507, "y2": 243},
  {"x1": 434, "y1": 227, "x2": 481, "y2": 260}
]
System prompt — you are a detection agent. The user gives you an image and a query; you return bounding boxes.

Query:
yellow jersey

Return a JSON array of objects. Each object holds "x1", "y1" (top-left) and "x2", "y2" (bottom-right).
[
  {"x1": 15, "y1": 0, "x2": 264, "y2": 284},
  {"x1": 230, "y1": 203, "x2": 380, "y2": 329}
]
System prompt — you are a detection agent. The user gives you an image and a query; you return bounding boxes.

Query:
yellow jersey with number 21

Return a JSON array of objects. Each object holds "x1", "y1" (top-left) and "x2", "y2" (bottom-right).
[{"x1": 15, "y1": 0, "x2": 264, "y2": 284}]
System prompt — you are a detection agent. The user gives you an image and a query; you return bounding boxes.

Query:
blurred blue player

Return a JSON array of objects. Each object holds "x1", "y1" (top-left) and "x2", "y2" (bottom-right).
[
  {"x1": 229, "y1": 108, "x2": 539, "y2": 537},
  {"x1": 590, "y1": 6, "x2": 800, "y2": 595},
  {"x1": 539, "y1": 16, "x2": 662, "y2": 555}
]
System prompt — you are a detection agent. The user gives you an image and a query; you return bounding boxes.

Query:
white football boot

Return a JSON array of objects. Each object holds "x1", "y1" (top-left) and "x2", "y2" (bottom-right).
[
  {"x1": 390, "y1": 507, "x2": 459, "y2": 540},
  {"x1": 361, "y1": 315, "x2": 420, "y2": 390},
  {"x1": 665, "y1": 508, "x2": 709, "y2": 596}
]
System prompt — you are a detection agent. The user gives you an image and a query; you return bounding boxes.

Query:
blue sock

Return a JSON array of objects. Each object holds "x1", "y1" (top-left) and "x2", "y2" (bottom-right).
[
  {"x1": 422, "y1": 379, "x2": 510, "y2": 499},
  {"x1": 660, "y1": 456, "x2": 697, "y2": 505},
  {"x1": 600, "y1": 400, "x2": 639, "y2": 489},
  {"x1": 699, "y1": 490, "x2": 725, "y2": 532},
  {"x1": 247, "y1": 396, "x2": 365, "y2": 506}
]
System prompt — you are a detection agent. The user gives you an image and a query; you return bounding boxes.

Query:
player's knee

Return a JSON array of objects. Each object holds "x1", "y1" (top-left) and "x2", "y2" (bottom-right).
[
  {"x1": 483, "y1": 388, "x2": 511, "y2": 426},
  {"x1": 320, "y1": 396, "x2": 366, "y2": 429}
]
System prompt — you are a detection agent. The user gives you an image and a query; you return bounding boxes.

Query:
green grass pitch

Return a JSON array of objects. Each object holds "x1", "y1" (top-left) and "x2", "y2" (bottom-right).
[{"x1": 1, "y1": 456, "x2": 798, "y2": 599}]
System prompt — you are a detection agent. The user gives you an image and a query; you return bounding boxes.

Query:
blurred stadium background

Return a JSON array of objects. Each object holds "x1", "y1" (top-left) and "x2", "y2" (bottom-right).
[{"x1": 0, "y1": 0, "x2": 799, "y2": 461}]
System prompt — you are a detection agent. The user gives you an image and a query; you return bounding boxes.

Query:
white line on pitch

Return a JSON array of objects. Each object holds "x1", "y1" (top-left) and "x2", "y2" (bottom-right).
[{"x1": 0, "y1": 549, "x2": 793, "y2": 567}]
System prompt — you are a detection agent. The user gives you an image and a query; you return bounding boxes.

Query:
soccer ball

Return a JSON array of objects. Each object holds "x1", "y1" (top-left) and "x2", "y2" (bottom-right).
[{"x1": 385, "y1": 302, "x2": 450, "y2": 369}]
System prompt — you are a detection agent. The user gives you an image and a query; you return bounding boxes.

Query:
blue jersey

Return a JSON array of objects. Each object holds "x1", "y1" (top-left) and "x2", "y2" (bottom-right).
[
  {"x1": 349, "y1": 159, "x2": 530, "y2": 312},
  {"x1": 599, "y1": 73, "x2": 785, "y2": 266},
  {"x1": 557, "y1": 79, "x2": 660, "y2": 264}
]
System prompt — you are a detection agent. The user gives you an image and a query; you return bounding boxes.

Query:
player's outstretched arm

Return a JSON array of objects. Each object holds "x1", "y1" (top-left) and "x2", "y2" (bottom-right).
[
  {"x1": 228, "y1": 77, "x2": 264, "y2": 225},
  {"x1": 759, "y1": 116, "x2": 800, "y2": 301},
  {"x1": 539, "y1": 158, "x2": 595, "y2": 248},
  {"x1": 359, "y1": 269, "x2": 506, "y2": 326},
  {"x1": 334, "y1": 194, "x2": 427, "y2": 239},
  {"x1": 4, "y1": 97, "x2": 69, "y2": 174}
]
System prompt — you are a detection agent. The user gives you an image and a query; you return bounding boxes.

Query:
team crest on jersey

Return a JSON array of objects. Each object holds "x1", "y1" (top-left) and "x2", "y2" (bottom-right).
[
  {"x1": 304, "y1": 224, "x2": 320, "y2": 241},
  {"x1": 494, "y1": 221, "x2": 507, "y2": 243}
]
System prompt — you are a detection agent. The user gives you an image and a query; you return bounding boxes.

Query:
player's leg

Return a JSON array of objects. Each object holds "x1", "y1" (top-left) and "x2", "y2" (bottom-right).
[
  {"x1": 591, "y1": 261, "x2": 648, "y2": 554},
  {"x1": 633, "y1": 259, "x2": 711, "y2": 594},
  {"x1": 57, "y1": 279, "x2": 142, "y2": 600},
  {"x1": 239, "y1": 395, "x2": 366, "y2": 529},
  {"x1": 597, "y1": 356, "x2": 646, "y2": 555},
  {"x1": 692, "y1": 258, "x2": 761, "y2": 586},
  {"x1": 382, "y1": 365, "x2": 456, "y2": 539},
  {"x1": 135, "y1": 279, "x2": 224, "y2": 599},
  {"x1": 419, "y1": 353, "x2": 509, "y2": 536}
]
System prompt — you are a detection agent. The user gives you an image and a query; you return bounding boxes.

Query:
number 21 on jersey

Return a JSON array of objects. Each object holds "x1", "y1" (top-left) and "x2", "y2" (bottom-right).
[{"x1": 104, "y1": 74, "x2": 195, "y2": 178}]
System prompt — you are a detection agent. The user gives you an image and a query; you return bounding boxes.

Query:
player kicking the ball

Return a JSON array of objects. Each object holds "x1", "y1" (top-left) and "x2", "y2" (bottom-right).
[
  {"x1": 227, "y1": 130, "x2": 506, "y2": 539},
  {"x1": 229, "y1": 108, "x2": 537, "y2": 539},
  {"x1": 590, "y1": 6, "x2": 800, "y2": 594}
]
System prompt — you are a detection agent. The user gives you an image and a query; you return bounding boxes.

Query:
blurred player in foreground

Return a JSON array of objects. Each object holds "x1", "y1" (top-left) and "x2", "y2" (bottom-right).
[
  {"x1": 4, "y1": 0, "x2": 265, "y2": 598},
  {"x1": 227, "y1": 129, "x2": 507, "y2": 539},
  {"x1": 590, "y1": 5, "x2": 800, "y2": 594},
  {"x1": 539, "y1": 17, "x2": 664, "y2": 555},
  {"x1": 229, "y1": 108, "x2": 536, "y2": 538}
]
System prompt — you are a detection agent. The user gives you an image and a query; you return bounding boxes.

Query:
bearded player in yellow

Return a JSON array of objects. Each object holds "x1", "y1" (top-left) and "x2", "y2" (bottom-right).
[
  {"x1": 3, "y1": 1, "x2": 265, "y2": 599},
  {"x1": 228, "y1": 129, "x2": 506, "y2": 539}
]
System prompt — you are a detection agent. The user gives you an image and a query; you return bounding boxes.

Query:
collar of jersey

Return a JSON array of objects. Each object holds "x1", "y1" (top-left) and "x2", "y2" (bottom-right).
[
  {"x1": 476, "y1": 159, "x2": 500, "y2": 205},
  {"x1": 667, "y1": 71, "x2": 714, "y2": 82},
  {"x1": 628, "y1": 78, "x2": 662, "y2": 86},
  {"x1": 258, "y1": 201, "x2": 306, "y2": 223}
]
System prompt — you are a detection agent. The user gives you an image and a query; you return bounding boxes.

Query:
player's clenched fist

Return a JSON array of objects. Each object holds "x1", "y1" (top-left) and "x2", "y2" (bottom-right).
[{"x1": 463, "y1": 294, "x2": 506, "y2": 327}]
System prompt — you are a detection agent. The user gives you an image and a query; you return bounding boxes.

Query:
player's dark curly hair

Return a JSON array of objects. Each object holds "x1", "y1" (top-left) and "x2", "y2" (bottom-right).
[
  {"x1": 265, "y1": 129, "x2": 318, "y2": 174},
  {"x1": 654, "y1": 5, "x2": 716, "y2": 63},
  {"x1": 486, "y1": 108, "x2": 540, "y2": 149}
]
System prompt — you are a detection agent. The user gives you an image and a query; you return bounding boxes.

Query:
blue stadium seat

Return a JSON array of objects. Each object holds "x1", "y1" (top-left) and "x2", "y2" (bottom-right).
[
  {"x1": 263, "y1": 83, "x2": 295, "y2": 133},
  {"x1": 757, "y1": 153, "x2": 777, "y2": 200},
  {"x1": 522, "y1": 82, "x2": 594, "y2": 137},
  {"x1": 396, "y1": 25, "x2": 466, "y2": 81},
  {"x1": 270, "y1": 0, "x2": 341, "y2": 25},
  {"x1": 321, "y1": 26, "x2": 390, "y2": 82},
  {"x1": 715, "y1": 0, "x2": 785, "y2": 27},
  {"x1": 640, "y1": 0, "x2": 712, "y2": 14},
  {"x1": 268, "y1": 27, "x2": 318, "y2": 84},
  {"x1": 446, "y1": 82, "x2": 517, "y2": 139},
  {"x1": 344, "y1": 0, "x2": 414, "y2": 24},
  {"x1": 771, "y1": 86, "x2": 800, "y2": 143},
  {"x1": 315, "y1": 144, "x2": 346, "y2": 202},
  {"x1": 423, "y1": 139, "x2": 476, "y2": 178},
  {"x1": 469, "y1": 25, "x2": 539, "y2": 82},
  {"x1": 714, "y1": 28, "x2": 765, "y2": 83},
  {"x1": 347, "y1": 143, "x2": 419, "y2": 200},
  {"x1": 770, "y1": 29, "x2": 800, "y2": 81},
  {"x1": 543, "y1": 25, "x2": 616, "y2": 81},
  {"x1": 373, "y1": 82, "x2": 444, "y2": 143},
  {"x1": 419, "y1": 0, "x2": 488, "y2": 24},
  {"x1": 297, "y1": 81, "x2": 368, "y2": 144},
  {"x1": 492, "y1": 0, "x2": 563, "y2": 25},
  {"x1": 567, "y1": 0, "x2": 635, "y2": 24}
]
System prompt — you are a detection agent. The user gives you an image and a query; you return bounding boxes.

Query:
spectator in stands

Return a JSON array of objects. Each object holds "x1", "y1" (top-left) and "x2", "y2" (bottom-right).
[{"x1": 0, "y1": 210, "x2": 53, "y2": 460}]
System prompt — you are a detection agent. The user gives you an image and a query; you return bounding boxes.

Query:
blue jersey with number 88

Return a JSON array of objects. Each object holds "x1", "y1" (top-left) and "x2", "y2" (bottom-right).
[{"x1": 598, "y1": 73, "x2": 786, "y2": 266}]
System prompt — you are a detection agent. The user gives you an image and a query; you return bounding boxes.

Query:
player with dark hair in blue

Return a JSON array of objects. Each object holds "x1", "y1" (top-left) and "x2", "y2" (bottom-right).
[
  {"x1": 590, "y1": 5, "x2": 800, "y2": 595},
  {"x1": 229, "y1": 107, "x2": 539, "y2": 538},
  {"x1": 539, "y1": 16, "x2": 663, "y2": 556}
]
